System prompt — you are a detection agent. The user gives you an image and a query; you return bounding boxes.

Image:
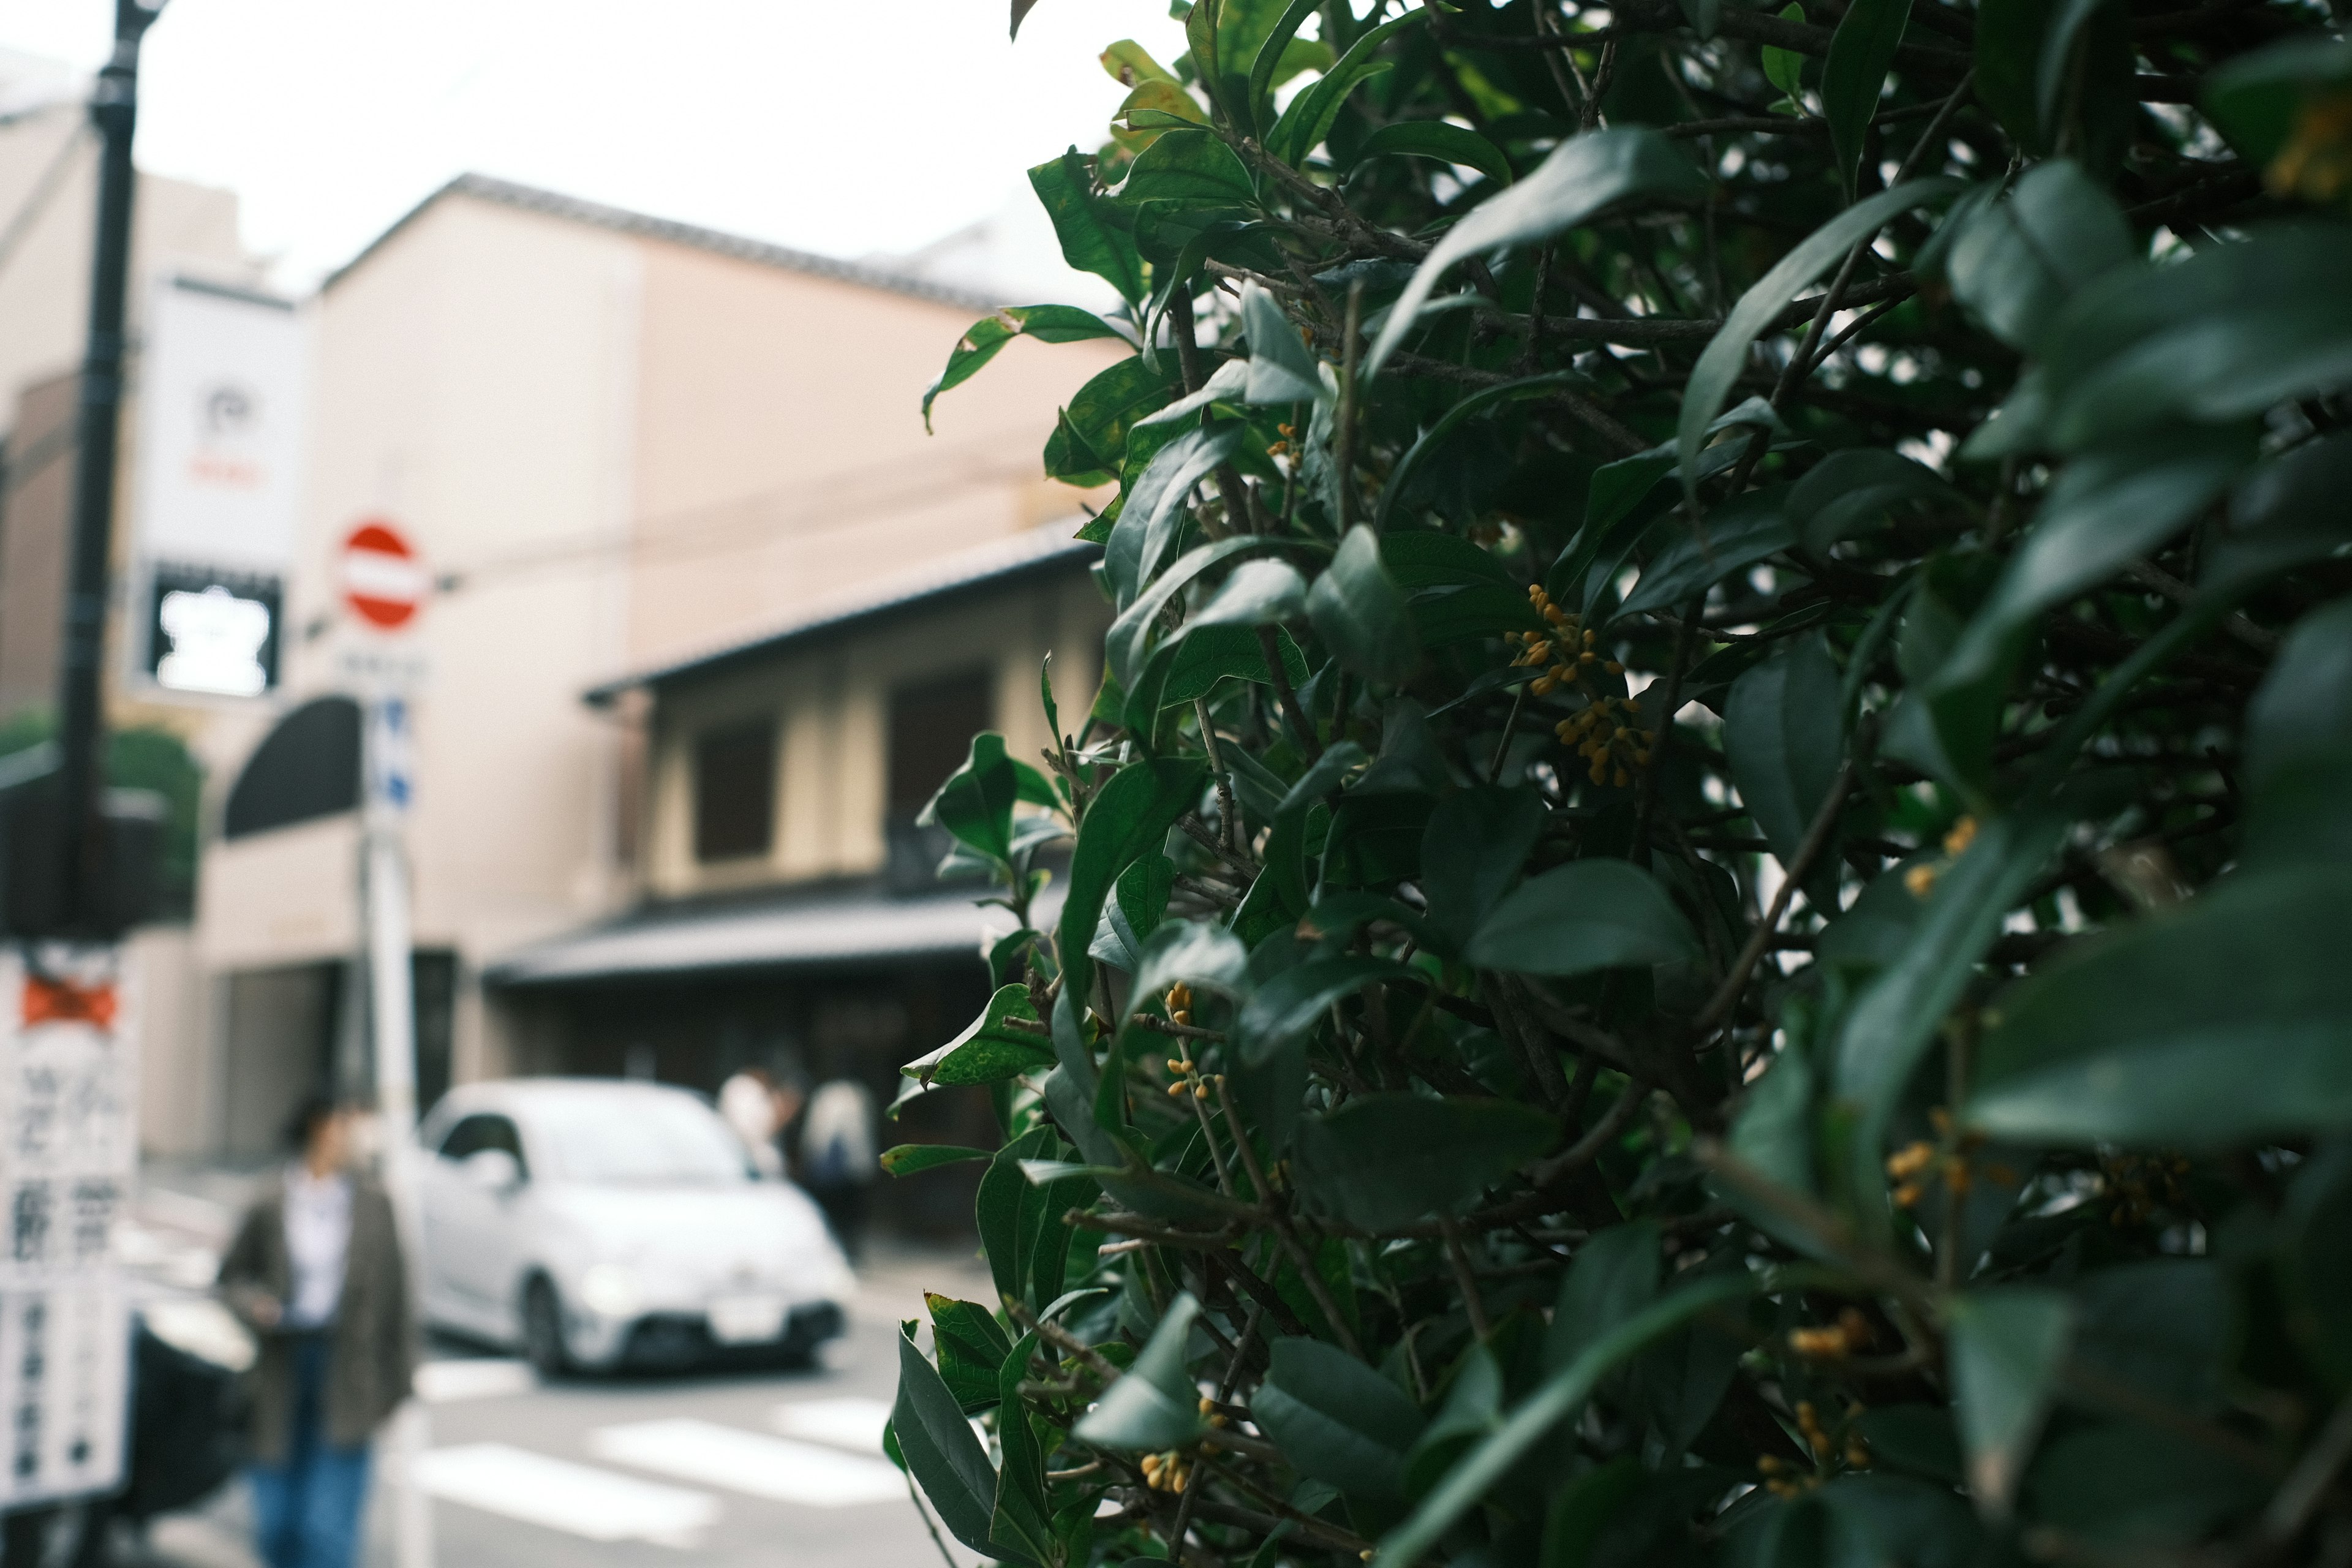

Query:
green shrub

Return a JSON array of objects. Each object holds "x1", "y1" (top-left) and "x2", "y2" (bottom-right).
[{"x1": 887, "y1": 2, "x2": 2352, "y2": 1564}]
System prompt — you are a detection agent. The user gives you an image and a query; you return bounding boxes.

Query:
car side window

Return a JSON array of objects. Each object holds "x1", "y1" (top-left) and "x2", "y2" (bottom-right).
[{"x1": 439, "y1": 1113, "x2": 528, "y2": 1177}]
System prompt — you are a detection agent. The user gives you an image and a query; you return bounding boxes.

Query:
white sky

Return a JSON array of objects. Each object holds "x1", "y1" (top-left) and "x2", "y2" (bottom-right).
[{"x1": 1, "y1": 0, "x2": 1193, "y2": 290}]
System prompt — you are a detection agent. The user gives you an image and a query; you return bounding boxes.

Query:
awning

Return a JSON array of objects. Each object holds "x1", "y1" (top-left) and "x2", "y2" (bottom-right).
[{"x1": 483, "y1": 881, "x2": 1064, "y2": 989}]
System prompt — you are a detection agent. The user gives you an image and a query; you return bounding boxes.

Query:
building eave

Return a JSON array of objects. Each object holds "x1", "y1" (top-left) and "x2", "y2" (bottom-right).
[
  {"x1": 323, "y1": 172, "x2": 1003, "y2": 314},
  {"x1": 583, "y1": 524, "x2": 1101, "y2": 707}
]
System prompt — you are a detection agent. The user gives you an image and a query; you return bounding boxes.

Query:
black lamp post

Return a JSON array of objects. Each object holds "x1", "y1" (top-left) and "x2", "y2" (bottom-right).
[{"x1": 50, "y1": 0, "x2": 167, "y2": 938}]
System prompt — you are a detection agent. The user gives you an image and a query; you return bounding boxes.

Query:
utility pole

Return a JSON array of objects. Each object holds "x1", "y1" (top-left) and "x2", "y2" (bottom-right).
[{"x1": 54, "y1": 0, "x2": 165, "y2": 935}]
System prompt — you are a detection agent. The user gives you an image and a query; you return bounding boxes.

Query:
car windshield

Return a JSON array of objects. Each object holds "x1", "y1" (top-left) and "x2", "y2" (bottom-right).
[{"x1": 532, "y1": 1091, "x2": 752, "y2": 1185}]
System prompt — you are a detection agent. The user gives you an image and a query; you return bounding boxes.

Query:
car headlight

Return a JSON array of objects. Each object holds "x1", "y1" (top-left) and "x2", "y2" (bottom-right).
[{"x1": 579, "y1": 1262, "x2": 643, "y2": 1319}]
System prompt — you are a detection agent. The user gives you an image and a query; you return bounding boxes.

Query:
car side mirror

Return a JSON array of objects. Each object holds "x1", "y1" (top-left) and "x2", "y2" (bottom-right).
[{"x1": 461, "y1": 1148, "x2": 523, "y2": 1193}]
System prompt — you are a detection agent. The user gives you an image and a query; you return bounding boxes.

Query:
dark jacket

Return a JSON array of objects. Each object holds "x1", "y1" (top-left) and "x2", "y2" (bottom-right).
[{"x1": 217, "y1": 1172, "x2": 417, "y2": 1463}]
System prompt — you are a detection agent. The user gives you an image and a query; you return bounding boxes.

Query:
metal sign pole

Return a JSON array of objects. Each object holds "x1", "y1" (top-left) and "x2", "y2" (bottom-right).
[{"x1": 361, "y1": 695, "x2": 433, "y2": 1568}]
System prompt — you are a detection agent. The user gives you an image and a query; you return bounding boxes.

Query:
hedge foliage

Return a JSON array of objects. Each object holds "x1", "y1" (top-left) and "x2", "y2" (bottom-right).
[{"x1": 885, "y1": 0, "x2": 2352, "y2": 1563}]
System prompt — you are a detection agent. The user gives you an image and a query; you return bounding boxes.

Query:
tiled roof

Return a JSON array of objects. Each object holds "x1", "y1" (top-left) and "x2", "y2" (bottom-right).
[
  {"x1": 583, "y1": 522, "x2": 1099, "y2": 705},
  {"x1": 325, "y1": 172, "x2": 1001, "y2": 312}
]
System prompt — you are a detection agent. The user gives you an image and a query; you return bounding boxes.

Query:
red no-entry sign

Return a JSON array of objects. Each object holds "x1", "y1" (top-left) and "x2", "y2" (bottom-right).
[{"x1": 341, "y1": 519, "x2": 427, "y2": 630}]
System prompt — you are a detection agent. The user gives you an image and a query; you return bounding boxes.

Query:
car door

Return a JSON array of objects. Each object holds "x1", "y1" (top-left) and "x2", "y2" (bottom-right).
[{"x1": 424, "y1": 1112, "x2": 532, "y2": 1332}]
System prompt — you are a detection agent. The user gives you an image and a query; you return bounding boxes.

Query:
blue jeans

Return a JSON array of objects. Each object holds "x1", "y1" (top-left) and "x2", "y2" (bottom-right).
[{"x1": 247, "y1": 1334, "x2": 371, "y2": 1568}]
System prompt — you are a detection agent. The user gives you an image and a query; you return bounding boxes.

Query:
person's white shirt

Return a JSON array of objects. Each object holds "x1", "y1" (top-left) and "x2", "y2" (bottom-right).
[
  {"x1": 282, "y1": 1163, "x2": 353, "y2": 1329},
  {"x1": 800, "y1": 1080, "x2": 875, "y2": 1185},
  {"x1": 718, "y1": 1072, "x2": 786, "y2": 1178}
]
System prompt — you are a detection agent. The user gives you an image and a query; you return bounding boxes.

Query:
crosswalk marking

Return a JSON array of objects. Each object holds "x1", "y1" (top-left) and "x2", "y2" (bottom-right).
[
  {"x1": 589, "y1": 1419, "x2": 907, "y2": 1507},
  {"x1": 771, "y1": 1395, "x2": 893, "y2": 1454},
  {"x1": 415, "y1": 1359, "x2": 536, "y2": 1403},
  {"x1": 411, "y1": 1443, "x2": 720, "y2": 1547}
]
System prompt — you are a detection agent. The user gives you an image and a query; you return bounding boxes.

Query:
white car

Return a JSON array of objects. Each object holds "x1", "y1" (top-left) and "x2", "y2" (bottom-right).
[{"x1": 415, "y1": 1079, "x2": 853, "y2": 1374}]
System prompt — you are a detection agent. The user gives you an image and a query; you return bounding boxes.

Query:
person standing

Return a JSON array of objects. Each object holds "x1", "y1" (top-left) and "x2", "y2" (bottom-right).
[
  {"x1": 798, "y1": 1077, "x2": 877, "y2": 1259},
  {"x1": 218, "y1": 1096, "x2": 417, "y2": 1568},
  {"x1": 717, "y1": 1066, "x2": 790, "y2": 1178}
]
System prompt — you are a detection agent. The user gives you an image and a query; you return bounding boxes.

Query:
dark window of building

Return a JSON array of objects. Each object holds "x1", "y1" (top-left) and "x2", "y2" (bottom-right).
[
  {"x1": 222, "y1": 696, "x2": 362, "y2": 839},
  {"x1": 887, "y1": 668, "x2": 993, "y2": 821},
  {"x1": 693, "y1": 721, "x2": 775, "y2": 862},
  {"x1": 885, "y1": 668, "x2": 994, "y2": 891}
]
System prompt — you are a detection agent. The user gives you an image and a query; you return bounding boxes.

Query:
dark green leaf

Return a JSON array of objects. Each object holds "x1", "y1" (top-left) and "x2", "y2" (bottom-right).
[
  {"x1": 1307, "y1": 526, "x2": 1422, "y2": 684},
  {"x1": 2071, "y1": 1261, "x2": 2232, "y2": 1414},
  {"x1": 1544, "y1": 1221, "x2": 1660, "y2": 1371},
  {"x1": 2041, "y1": 226, "x2": 2352, "y2": 453},
  {"x1": 1240, "y1": 281, "x2": 1324, "y2": 403},
  {"x1": 978, "y1": 1127, "x2": 1055, "y2": 1310},
  {"x1": 1029, "y1": 149, "x2": 1145, "y2": 306},
  {"x1": 1293, "y1": 1094, "x2": 1556, "y2": 1231},
  {"x1": 901, "y1": 984, "x2": 1056, "y2": 1090},
  {"x1": 1790, "y1": 449, "x2": 1959, "y2": 554},
  {"x1": 2241, "y1": 594, "x2": 2352, "y2": 866},
  {"x1": 2210, "y1": 431, "x2": 2352, "y2": 592},
  {"x1": 1248, "y1": 0, "x2": 1324, "y2": 134},
  {"x1": 929, "y1": 1292, "x2": 1015, "y2": 1413},
  {"x1": 2203, "y1": 35, "x2": 2352, "y2": 171},
  {"x1": 1972, "y1": 0, "x2": 2044, "y2": 148},
  {"x1": 1055, "y1": 756, "x2": 1208, "y2": 1014},
  {"x1": 1968, "y1": 864, "x2": 2352, "y2": 1148},
  {"x1": 1943, "y1": 161, "x2": 2131, "y2": 353},
  {"x1": 1131, "y1": 917, "x2": 1251, "y2": 1006},
  {"x1": 882, "y1": 1145, "x2": 996, "y2": 1178},
  {"x1": 922, "y1": 732, "x2": 1023, "y2": 867},
  {"x1": 1108, "y1": 536, "x2": 1286, "y2": 686},
  {"x1": 1906, "y1": 424, "x2": 2251, "y2": 797},
  {"x1": 1945, "y1": 1288, "x2": 2073, "y2": 1510},
  {"x1": 1267, "y1": 9, "x2": 1427, "y2": 165},
  {"x1": 894, "y1": 1327, "x2": 1004, "y2": 1558},
  {"x1": 1724, "y1": 631, "x2": 1845, "y2": 868},
  {"x1": 2024, "y1": 1420, "x2": 2264, "y2": 1546},
  {"x1": 1617, "y1": 486, "x2": 1794, "y2": 618},
  {"x1": 1466, "y1": 859, "x2": 1702, "y2": 978},
  {"x1": 1833, "y1": 810, "x2": 2067, "y2": 1191},
  {"x1": 992, "y1": 1332, "x2": 1057, "y2": 1565},
  {"x1": 1115, "y1": 127, "x2": 1258, "y2": 213},
  {"x1": 1256, "y1": 1337, "x2": 1427, "y2": 1499},
  {"x1": 1678, "y1": 179, "x2": 1967, "y2": 497},
  {"x1": 1072, "y1": 1292, "x2": 1205, "y2": 1450},
  {"x1": 1369, "y1": 130, "x2": 1706, "y2": 378},
  {"x1": 1349, "y1": 121, "x2": 1515, "y2": 188},
  {"x1": 924, "y1": 306, "x2": 1126, "y2": 431},
  {"x1": 1822, "y1": 0, "x2": 1914, "y2": 192},
  {"x1": 1049, "y1": 355, "x2": 1182, "y2": 487},
  {"x1": 1419, "y1": 786, "x2": 1548, "y2": 951},
  {"x1": 1540, "y1": 1456, "x2": 1645, "y2": 1568},
  {"x1": 1371, "y1": 1276, "x2": 1754, "y2": 1568},
  {"x1": 1106, "y1": 423, "x2": 1245, "y2": 605},
  {"x1": 1237, "y1": 954, "x2": 1420, "y2": 1065},
  {"x1": 1762, "y1": 3, "x2": 1808, "y2": 102}
]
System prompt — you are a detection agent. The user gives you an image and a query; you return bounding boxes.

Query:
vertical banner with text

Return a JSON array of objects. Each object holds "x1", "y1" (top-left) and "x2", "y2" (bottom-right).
[{"x1": 0, "y1": 947, "x2": 136, "y2": 1507}]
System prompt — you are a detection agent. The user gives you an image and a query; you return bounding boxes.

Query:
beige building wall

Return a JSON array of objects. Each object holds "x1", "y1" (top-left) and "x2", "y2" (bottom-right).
[
  {"x1": 196, "y1": 176, "x2": 1123, "y2": 1108},
  {"x1": 625, "y1": 242, "x2": 1120, "y2": 665},
  {"x1": 260, "y1": 195, "x2": 643, "y2": 1084}
]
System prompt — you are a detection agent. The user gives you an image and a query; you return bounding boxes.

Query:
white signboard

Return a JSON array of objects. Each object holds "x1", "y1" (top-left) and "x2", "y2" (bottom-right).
[
  {"x1": 0, "y1": 948, "x2": 137, "y2": 1507},
  {"x1": 133, "y1": 276, "x2": 307, "y2": 699}
]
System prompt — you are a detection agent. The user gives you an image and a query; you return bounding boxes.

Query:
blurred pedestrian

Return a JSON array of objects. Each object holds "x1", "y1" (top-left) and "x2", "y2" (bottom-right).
[
  {"x1": 798, "y1": 1077, "x2": 876, "y2": 1259},
  {"x1": 718, "y1": 1066, "x2": 788, "y2": 1178},
  {"x1": 218, "y1": 1096, "x2": 416, "y2": 1568}
]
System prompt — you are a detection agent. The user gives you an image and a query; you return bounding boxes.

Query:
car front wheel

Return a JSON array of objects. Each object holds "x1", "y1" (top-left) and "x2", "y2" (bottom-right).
[{"x1": 521, "y1": 1276, "x2": 573, "y2": 1377}]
